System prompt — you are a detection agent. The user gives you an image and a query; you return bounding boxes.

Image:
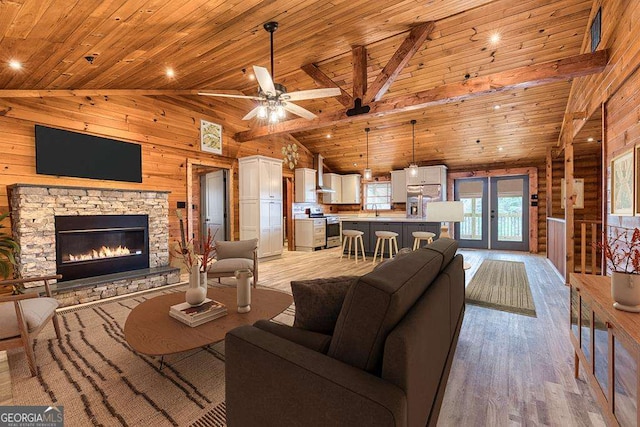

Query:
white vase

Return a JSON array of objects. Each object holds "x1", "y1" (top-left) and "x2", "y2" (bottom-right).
[
  {"x1": 611, "y1": 272, "x2": 640, "y2": 312},
  {"x1": 186, "y1": 264, "x2": 206, "y2": 306},
  {"x1": 235, "y1": 268, "x2": 253, "y2": 313}
]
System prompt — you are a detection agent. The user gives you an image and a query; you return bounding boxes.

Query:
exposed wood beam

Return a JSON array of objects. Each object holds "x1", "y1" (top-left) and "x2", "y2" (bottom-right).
[
  {"x1": 301, "y1": 63, "x2": 353, "y2": 107},
  {"x1": 234, "y1": 50, "x2": 609, "y2": 142},
  {"x1": 352, "y1": 46, "x2": 367, "y2": 100},
  {"x1": 367, "y1": 22, "x2": 435, "y2": 103},
  {"x1": 0, "y1": 89, "x2": 243, "y2": 98}
]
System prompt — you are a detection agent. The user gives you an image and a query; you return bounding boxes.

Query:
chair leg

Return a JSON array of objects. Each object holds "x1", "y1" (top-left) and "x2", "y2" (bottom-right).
[
  {"x1": 372, "y1": 238, "x2": 381, "y2": 264},
  {"x1": 52, "y1": 314, "x2": 62, "y2": 340},
  {"x1": 354, "y1": 238, "x2": 359, "y2": 264},
  {"x1": 393, "y1": 237, "x2": 399, "y2": 256},
  {"x1": 358, "y1": 236, "x2": 366, "y2": 262},
  {"x1": 347, "y1": 237, "x2": 353, "y2": 260},
  {"x1": 24, "y1": 337, "x2": 37, "y2": 377},
  {"x1": 387, "y1": 238, "x2": 392, "y2": 259},
  {"x1": 413, "y1": 238, "x2": 417, "y2": 251}
]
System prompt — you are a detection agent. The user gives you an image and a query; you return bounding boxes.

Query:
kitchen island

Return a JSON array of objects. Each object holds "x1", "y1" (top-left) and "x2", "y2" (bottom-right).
[{"x1": 339, "y1": 216, "x2": 441, "y2": 255}]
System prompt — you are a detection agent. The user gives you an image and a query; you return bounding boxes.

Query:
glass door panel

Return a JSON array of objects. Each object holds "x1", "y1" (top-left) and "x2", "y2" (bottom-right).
[
  {"x1": 593, "y1": 311, "x2": 608, "y2": 397},
  {"x1": 581, "y1": 298, "x2": 591, "y2": 364},
  {"x1": 490, "y1": 175, "x2": 529, "y2": 251},
  {"x1": 571, "y1": 287, "x2": 579, "y2": 340},
  {"x1": 614, "y1": 336, "x2": 638, "y2": 426},
  {"x1": 454, "y1": 178, "x2": 488, "y2": 249}
]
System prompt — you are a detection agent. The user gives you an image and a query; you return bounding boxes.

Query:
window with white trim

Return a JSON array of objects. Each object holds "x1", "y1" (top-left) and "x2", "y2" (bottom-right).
[{"x1": 364, "y1": 182, "x2": 391, "y2": 210}]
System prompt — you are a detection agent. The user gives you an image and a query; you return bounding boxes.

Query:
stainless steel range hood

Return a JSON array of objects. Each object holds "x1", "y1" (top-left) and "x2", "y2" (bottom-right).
[{"x1": 315, "y1": 154, "x2": 335, "y2": 193}]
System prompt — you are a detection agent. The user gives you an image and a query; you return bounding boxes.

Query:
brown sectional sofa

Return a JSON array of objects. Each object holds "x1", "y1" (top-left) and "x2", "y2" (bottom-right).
[{"x1": 225, "y1": 238, "x2": 465, "y2": 426}]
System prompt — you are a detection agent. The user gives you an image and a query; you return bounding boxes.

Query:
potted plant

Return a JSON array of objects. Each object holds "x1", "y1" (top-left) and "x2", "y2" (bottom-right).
[
  {"x1": 0, "y1": 212, "x2": 19, "y2": 280},
  {"x1": 597, "y1": 226, "x2": 640, "y2": 312}
]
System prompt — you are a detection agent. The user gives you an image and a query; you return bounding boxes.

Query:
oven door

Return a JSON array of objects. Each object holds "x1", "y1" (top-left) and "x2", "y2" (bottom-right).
[{"x1": 325, "y1": 220, "x2": 341, "y2": 248}]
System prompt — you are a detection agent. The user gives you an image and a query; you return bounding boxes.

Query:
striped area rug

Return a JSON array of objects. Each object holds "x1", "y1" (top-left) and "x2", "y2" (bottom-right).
[
  {"x1": 465, "y1": 260, "x2": 537, "y2": 317},
  {"x1": 8, "y1": 283, "x2": 295, "y2": 427}
]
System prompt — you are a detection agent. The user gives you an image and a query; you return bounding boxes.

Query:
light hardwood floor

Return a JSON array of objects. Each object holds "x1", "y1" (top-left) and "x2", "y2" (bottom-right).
[{"x1": 0, "y1": 247, "x2": 605, "y2": 425}]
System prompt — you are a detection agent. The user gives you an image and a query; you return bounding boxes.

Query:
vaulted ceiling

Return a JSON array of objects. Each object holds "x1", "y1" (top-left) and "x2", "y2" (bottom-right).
[{"x1": 0, "y1": 0, "x2": 600, "y2": 174}]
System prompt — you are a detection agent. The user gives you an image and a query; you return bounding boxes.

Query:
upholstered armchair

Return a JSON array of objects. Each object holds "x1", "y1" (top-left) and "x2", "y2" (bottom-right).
[
  {"x1": 207, "y1": 239, "x2": 258, "y2": 287},
  {"x1": 0, "y1": 275, "x2": 62, "y2": 376}
]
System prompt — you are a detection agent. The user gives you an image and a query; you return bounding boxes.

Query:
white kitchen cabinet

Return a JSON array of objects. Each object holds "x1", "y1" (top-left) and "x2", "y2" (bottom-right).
[
  {"x1": 239, "y1": 155, "x2": 282, "y2": 201},
  {"x1": 294, "y1": 168, "x2": 317, "y2": 203},
  {"x1": 239, "y1": 155, "x2": 283, "y2": 258},
  {"x1": 390, "y1": 170, "x2": 406, "y2": 203},
  {"x1": 404, "y1": 166, "x2": 447, "y2": 187},
  {"x1": 294, "y1": 218, "x2": 326, "y2": 251},
  {"x1": 322, "y1": 173, "x2": 342, "y2": 204},
  {"x1": 341, "y1": 174, "x2": 361, "y2": 204}
]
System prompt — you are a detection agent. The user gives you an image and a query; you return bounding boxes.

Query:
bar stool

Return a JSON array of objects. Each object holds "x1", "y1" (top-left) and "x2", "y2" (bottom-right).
[
  {"x1": 412, "y1": 231, "x2": 435, "y2": 250},
  {"x1": 340, "y1": 230, "x2": 366, "y2": 263},
  {"x1": 372, "y1": 231, "x2": 399, "y2": 264}
]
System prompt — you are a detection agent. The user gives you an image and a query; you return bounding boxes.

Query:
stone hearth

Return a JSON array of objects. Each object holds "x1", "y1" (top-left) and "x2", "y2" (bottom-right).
[{"x1": 8, "y1": 184, "x2": 179, "y2": 306}]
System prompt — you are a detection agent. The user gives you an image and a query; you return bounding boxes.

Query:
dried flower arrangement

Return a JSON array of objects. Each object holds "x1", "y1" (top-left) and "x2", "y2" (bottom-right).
[
  {"x1": 173, "y1": 209, "x2": 217, "y2": 273},
  {"x1": 596, "y1": 226, "x2": 640, "y2": 274}
]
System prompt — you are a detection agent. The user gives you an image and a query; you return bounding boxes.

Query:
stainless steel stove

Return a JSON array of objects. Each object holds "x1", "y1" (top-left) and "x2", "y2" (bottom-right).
[{"x1": 324, "y1": 215, "x2": 341, "y2": 248}]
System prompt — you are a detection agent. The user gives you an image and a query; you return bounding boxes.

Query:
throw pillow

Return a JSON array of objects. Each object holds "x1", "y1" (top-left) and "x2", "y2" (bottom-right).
[{"x1": 291, "y1": 276, "x2": 359, "y2": 335}]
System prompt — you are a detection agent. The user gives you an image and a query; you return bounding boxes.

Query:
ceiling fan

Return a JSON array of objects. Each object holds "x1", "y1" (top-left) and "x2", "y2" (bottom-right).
[{"x1": 198, "y1": 21, "x2": 341, "y2": 122}]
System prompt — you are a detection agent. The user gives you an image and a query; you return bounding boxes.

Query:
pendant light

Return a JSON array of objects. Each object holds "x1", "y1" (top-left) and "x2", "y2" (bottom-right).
[
  {"x1": 409, "y1": 119, "x2": 419, "y2": 177},
  {"x1": 363, "y1": 127, "x2": 372, "y2": 180}
]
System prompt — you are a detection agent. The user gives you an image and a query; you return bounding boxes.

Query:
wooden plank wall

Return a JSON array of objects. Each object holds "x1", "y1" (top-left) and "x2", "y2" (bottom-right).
[
  {"x1": 562, "y1": 0, "x2": 640, "y2": 235},
  {"x1": 0, "y1": 95, "x2": 314, "y2": 252}
]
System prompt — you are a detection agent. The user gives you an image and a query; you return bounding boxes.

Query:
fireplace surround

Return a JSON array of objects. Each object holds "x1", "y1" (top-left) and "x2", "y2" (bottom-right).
[{"x1": 8, "y1": 184, "x2": 179, "y2": 306}]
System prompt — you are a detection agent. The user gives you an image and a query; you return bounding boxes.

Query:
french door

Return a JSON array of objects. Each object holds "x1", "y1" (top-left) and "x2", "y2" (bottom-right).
[{"x1": 454, "y1": 175, "x2": 529, "y2": 251}]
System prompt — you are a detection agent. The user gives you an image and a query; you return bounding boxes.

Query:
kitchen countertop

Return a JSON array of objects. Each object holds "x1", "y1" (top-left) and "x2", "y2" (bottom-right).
[{"x1": 338, "y1": 216, "x2": 439, "y2": 223}]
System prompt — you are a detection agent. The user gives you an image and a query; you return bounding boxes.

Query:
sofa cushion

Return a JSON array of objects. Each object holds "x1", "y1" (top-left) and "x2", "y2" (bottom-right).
[
  {"x1": 215, "y1": 239, "x2": 257, "y2": 260},
  {"x1": 254, "y1": 319, "x2": 332, "y2": 353},
  {"x1": 291, "y1": 276, "x2": 358, "y2": 334},
  {"x1": 208, "y1": 258, "x2": 254, "y2": 274},
  {"x1": 328, "y1": 239, "x2": 458, "y2": 373},
  {"x1": 0, "y1": 297, "x2": 59, "y2": 340}
]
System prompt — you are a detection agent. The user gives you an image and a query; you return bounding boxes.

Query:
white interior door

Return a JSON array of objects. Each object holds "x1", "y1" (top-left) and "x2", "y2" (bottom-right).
[{"x1": 203, "y1": 170, "x2": 227, "y2": 241}]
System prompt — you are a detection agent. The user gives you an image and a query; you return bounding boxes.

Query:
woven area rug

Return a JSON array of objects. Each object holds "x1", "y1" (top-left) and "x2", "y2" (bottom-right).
[
  {"x1": 465, "y1": 260, "x2": 536, "y2": 317},
  {"x1": 8, "y1": 283, "x2": 295, "y2": 427}
]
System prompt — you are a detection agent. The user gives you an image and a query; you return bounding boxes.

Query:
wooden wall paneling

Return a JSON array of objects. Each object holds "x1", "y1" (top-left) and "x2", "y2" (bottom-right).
[{"x1": 565, "y1": 120, "x2": 575, "y2": 284}]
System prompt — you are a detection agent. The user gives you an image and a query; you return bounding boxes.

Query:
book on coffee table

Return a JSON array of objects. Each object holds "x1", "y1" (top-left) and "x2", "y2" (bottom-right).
[{"x1": 169, "y1": 298, "x2": 227, "y2": 327}]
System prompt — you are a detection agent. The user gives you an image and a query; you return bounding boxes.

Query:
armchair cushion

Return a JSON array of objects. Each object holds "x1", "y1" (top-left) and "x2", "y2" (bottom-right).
[
  {"x1": 0, "y1": 297, "x2": 59, "y2": 340},
  {"x1": 215, "y1": 239, "x2": 258, "y2": 260},
  {"x1": 291, "y1": 276, "x2": 358, "y2": 335},
  {"x1": 208, "y1": 258, "x2": 254, "y2": 274}
]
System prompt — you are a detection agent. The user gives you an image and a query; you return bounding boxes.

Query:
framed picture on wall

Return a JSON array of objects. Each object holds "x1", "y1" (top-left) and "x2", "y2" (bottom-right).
[
  {"x1": 611, "y1": 149, "x2": 634, "y2": 215},
  {"x1": 200, "y1": 120, "x2": 222, "y2": 155},
  {"x1": 561, "y1": 178, "x2": 584, "y2": 209}
]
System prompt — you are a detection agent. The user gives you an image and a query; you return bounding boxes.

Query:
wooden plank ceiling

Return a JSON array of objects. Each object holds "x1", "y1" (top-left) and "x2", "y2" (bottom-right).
[{"x1": 0, "y1": 0, "x2": 595, "y2": 174}]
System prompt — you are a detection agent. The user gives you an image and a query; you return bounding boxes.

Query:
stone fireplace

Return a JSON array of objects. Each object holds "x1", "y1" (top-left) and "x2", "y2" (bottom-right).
[{"x1": 8, "y1": 184, "x2": 180, "y2": 306}]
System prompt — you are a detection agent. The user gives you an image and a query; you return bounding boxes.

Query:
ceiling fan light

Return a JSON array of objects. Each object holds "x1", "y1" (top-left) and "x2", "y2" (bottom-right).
[
  {"x1": 409, "y1": 164, "x2": 419, "y2": 176},
  {"x1": 257, "y1": 105, "x2": 268, "y2": 119},
  {"x1": 269, "y1": 110, "x2": 279, "y2": 123},
  {"x1": 364, "y1": 168, "x2": 372, "y2": 180},
  {"x1": 277, "y1": 104, "x2": 285, "y2": 118}
]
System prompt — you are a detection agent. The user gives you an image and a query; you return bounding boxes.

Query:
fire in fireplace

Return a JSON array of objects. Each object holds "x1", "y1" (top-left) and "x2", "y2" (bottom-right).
[{"x1": 55, "y1": 215, "x2": 150, "y2": 281}]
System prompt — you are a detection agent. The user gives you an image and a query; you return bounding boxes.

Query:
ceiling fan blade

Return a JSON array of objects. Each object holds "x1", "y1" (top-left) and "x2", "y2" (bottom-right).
[
  {"x1": 198, "y1": 92, "x2": 261, "y2": 100},
  {"x1": 253, "y1": 66, "x2": 276, "y2": 96},
  {"x1": 284, "y1": 87, "x2": 342, "y2": 101},
  {"x1": 283, "y1": 102, "x2": 317, "y2": 120},
  {"x1": 242, "y1": 106, "x2": 262, "y2": 120}
]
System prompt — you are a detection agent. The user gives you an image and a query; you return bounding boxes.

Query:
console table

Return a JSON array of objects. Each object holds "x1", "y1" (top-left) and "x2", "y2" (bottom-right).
[{"x1": 569, "y1": 273, "x2": 640, "y2": 426}]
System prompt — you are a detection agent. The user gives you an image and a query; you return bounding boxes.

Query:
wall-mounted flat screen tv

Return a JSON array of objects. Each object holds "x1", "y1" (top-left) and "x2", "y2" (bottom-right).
[{"x1": 35, "y1": 125, "x2": 142, "y2": 183}]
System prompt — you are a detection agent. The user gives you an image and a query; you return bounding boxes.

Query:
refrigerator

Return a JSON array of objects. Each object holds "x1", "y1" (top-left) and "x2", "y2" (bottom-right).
[{"x1": 406, "y1": 184, "x2": 442, "y2": 218}]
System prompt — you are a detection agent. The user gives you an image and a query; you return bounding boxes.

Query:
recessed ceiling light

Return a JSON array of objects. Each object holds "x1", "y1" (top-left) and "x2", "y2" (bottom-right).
[
  {"x1": 587, "y1": 137, "x2": 594, "y2": 142},
  {"x1": 353, "y1": 163, "x2": 357, "y2": 167},
  {"x1": 326, "y1": 134, "x2": 331, "y2": 139},
  {"x1": 166, "y1": 68, "x2": 175, "y2": 78},
  {"x1": 498, "y1": 147, "x2": 504, "y2": 151},
  {"x1": 493, "y1": 104, "x2": 501, "y2": 110},
  {"x1": 489, "y1": 33, "x2": 501, "y2": 45},
  {"x1": 248, "y1": 73, "x2": 255, "y2": 81},
  {"x1": 8, "y1": 60, "x2": 21, "y2": 70}
]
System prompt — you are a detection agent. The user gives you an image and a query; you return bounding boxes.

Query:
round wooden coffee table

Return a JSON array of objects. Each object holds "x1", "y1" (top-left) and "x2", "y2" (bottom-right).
[{"x1": 124, "y1": 287, "x2": 292, "y2": 357}]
